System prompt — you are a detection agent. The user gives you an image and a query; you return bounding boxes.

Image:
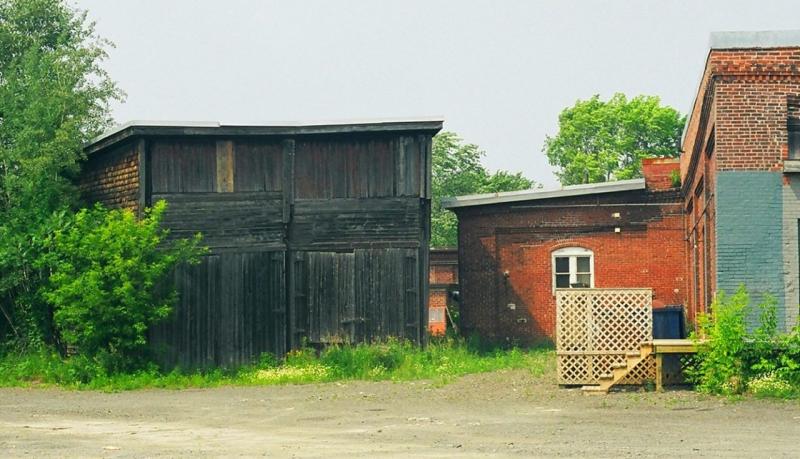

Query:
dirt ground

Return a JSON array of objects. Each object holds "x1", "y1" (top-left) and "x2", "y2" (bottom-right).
[{"x1": 1, "y1": 369, "x2": 799, "y2": 458}]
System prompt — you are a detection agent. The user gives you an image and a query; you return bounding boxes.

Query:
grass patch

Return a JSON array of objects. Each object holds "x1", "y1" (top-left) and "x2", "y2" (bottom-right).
[{"x1": 0, "y1": 337, "x2": 554, "y2": 391}]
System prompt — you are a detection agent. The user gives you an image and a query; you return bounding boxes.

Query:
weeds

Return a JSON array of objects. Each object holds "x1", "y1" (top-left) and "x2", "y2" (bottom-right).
[{"x1": 0, "y1": 337, "x2": 554, "y2": 391}]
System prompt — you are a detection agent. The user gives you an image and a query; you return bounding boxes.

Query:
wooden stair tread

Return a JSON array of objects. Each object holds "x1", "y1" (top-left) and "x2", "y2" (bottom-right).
[
  {"x1": 581, "y1": 385, "x2": 608, "y2": 394},
  {"x1": 580, "y1": 340, "x2": 655, "y2": 394}
]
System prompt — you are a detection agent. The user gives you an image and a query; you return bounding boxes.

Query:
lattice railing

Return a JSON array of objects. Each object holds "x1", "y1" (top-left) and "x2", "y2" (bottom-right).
[{"x1": 556, "y1": 288, "x2": 654, "y2": 385}]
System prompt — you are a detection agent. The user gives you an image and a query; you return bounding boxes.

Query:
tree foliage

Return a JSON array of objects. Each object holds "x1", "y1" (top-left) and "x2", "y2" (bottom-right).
[
  {"x1": 544, "y1": 93, "x2": 685, "y2": 185},
  {"x1": 431, "y1": 132, "x2": 534, "y2": 247},
  {"x1": 0, "y1": 0, "x2": 122, "y2": 347}
]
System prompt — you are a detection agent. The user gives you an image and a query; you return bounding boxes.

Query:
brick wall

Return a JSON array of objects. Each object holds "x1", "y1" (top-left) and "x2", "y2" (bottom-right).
[
  {"x1": 716, "y1": 172, "x2": 784, "y2": 326},
  {"x1": 78, "y1": 140, "x2": 141, "y2": 212},
  {"x1": 430, "y1": 264, "x2": 457, "y2": 284},
  {"x1": 642, "y1": 157, "x2": 679, "y2": 190},
  {"x1": 428, "y1": 248, "x2": 457, "y2": 335},
  {"x1": 682, "y1": 46, "x2": 800, "y2": 331},
  {"x1": 454, "y1": 188, "x2": 686, "y2": 343}
]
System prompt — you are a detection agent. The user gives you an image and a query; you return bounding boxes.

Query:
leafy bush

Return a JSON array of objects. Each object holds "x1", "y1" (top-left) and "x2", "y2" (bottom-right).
[
  {"x1": 38, "y1": 201, "x2": 205, "y2": 372},
  {"x1": 0, "y1": 209, "x2": 72, "y2": 351},
  {"x1": 686, "y1": 288, "x2": 750, "y2": 394},
  {"x1": 669, "y1": 169, "x2": 681, "y2": 188},
  {"x1": 687, "y1": 286, "x2": 800, "y2": 398}
]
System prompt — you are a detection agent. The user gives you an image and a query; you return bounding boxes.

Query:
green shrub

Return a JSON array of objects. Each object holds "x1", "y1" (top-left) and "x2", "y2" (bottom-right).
[
  {"x1": 686, "y1": 287, "x2": 750, "y2": 395},
  {"x1": 669, "y1": 169, "x2": 681, "y2": 188},
  {"x1": 38, "y1": 201, "x2": 205, "y2": 372},
  {"x1": 687, "y1": 286, "x2": 800, "y2": 398}
]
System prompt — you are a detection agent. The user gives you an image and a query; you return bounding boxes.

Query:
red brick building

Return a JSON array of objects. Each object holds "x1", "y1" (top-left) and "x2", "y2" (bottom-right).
[
  {"x1": 444, "y1": 31, "x2": 800, "y2": 343},
  {"x1": 443, "y1": 160, "x2": 686, "y2": 343},
  {"x1": 681, "y1": 31, "x2": 800, "y2": 331},
  {"x1": 428, "y1": 248, "x2": 458, "y2": 335}
]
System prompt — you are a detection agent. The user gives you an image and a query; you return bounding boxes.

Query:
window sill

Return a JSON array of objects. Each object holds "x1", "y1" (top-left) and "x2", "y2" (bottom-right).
[{"x1": 784, "y1": 160, "x2": 800, "y2": 173}]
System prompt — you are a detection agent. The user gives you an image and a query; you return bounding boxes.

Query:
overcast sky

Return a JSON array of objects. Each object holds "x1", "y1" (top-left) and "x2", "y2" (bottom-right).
[{"x1": 75, "y1": 0, "x2": 798, "y2": 187}]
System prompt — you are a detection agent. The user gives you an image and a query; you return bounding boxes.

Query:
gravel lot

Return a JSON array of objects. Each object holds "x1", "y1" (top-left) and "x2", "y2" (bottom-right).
[{"x1": 1, "y1": 369, "x2": 799, "y2": 458}]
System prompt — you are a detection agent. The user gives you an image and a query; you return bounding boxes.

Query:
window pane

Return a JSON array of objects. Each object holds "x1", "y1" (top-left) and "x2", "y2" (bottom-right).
[
  {"x1": 575, "y1": 274, "x2": 591, "y2": 288},
  {"x1": 790, "y1": 129, "x2": 800, "y2": 160},
  {"x1": 555, "y1": 257, "x2": 569, "y2": 273},
  {"x1": 555, "y1": 274, "x2": 570, "y2": 288},
  {"x1": 429, "y1": 308, "x2": 445, "y2": 324},
  {"x1": 576, "y1": 256, "x2": 590, "y2": 273}
]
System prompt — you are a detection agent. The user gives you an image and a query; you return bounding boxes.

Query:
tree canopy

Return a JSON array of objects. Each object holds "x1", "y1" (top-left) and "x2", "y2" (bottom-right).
[
  {"x1": 0, "y1": 0, "x2": 122, "y2": 347},
  {"x1": 431, "y1": 132, "x2": 534, "y2": 247},
  {"x1": 543, "y1": 93, "x2": 685, "y2": 185}
]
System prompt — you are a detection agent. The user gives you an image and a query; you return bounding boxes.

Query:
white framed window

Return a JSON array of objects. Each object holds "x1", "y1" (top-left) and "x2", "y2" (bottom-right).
[
  {"x1": 552, "y1": 247, "x2": 594, "y2": 291},
  {"x1": 429, "y1": 307, "x2": 446, "y2": 324}
]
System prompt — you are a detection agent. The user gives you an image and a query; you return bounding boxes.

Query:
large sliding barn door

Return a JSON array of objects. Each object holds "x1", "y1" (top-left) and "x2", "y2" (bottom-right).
[
  {"x1": 290, "y1": 248, "x2": 420, "y2": 346},
  {"x1": 150, "y1": 251, "x2": 286, "y2": 368}
]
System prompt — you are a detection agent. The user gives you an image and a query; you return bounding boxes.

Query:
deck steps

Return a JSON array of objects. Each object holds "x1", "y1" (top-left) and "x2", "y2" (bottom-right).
[{"x1": 581, "y1": 342, "x2": 654, "y2": 395}]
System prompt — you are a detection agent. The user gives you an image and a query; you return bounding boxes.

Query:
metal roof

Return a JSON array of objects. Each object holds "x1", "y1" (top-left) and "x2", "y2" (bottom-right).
[
  {"x1": 84, "y1": 117, "x2": 444, "y2": 154},
  {"x1": 441, "y1": 178, "x2": 646, "y2": 210},
  {"x1": 709, "y1": 30, "x2": 800, "y2": 49}
]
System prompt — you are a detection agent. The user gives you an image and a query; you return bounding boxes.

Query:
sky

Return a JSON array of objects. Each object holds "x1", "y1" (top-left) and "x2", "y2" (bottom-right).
[{"x1": 74, "y1": 0, "x2": 799, "y2": 187}]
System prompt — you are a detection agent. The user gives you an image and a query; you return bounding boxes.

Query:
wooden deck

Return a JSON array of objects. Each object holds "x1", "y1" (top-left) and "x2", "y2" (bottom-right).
[
  {"x1": 650, "y1": 339, "x2": 702, "y2": 391},
  {"x1": 651, "y1": 339, "x2": 699, "y2": 353}
]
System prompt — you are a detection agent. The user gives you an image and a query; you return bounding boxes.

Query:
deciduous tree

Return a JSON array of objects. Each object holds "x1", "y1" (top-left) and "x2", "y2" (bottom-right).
[
  {"x1": 544, "y1": 94, "x2": 684, "y2": 185},
  {"x1": 0, "y1": 0, "x2": 122, "y2": 347},
  {"x1": 431, "y1": 132, "x2": 534, "y2": 247}
]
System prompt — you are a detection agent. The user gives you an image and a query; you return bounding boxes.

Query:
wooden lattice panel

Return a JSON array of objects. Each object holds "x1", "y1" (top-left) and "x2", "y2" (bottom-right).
[
  {"x1": 619, "y1": 355, "x2": 656, "y2": 385},
  {"x1": 556, "y1": 289, "x2": 653, "y2": 385}
]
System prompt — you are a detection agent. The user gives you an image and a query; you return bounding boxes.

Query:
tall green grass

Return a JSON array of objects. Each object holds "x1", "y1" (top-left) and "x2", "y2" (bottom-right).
[{"x1": 0, "y1": 337, "x2": 554, "y2": 391}]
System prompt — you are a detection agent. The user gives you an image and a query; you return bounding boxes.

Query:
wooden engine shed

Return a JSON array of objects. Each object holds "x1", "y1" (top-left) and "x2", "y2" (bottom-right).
[{"x1": 79, "y1": 118, "x2": 442, "y2": 367}]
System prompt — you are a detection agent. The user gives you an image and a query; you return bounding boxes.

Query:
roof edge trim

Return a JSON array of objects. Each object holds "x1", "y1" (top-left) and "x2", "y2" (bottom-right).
[
  {"x1": 85, "y1": 117, "x2": 445, "y2": 154},
  {"x1": 441, "y1": 178, "x2": 646, "y2": 209}
]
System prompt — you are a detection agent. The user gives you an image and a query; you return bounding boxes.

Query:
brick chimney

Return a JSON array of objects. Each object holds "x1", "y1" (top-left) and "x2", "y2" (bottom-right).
[{"x1": 641, "y1": 157, "x2": 680, "y2": 190}]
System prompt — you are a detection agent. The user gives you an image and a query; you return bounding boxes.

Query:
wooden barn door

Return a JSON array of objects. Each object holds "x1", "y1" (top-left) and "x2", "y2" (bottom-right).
[
  {"x1": 355, "y1": 248, "x2": 421, "y2": 343},
  {"x1": 290, "y1": 248, "x2": 421, "y2": 347},
  {"x1": 150, "y1": 251, "x2": 287, "y2": 368},
  {"x1": 291, "y1": 252, "x2": 357, "y2": 345}
]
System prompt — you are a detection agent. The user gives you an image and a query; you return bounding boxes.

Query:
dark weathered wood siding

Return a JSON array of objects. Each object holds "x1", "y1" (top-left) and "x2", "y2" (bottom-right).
[
  {"x1": 289, "y1": 248, "x2": 420, "y2": 345},
  {"x1": 82, "y1": 125, "x2": 436, "y2": 368},
  {"x1": 150, "y1": 251, "x2": 286, "y2": 367}
]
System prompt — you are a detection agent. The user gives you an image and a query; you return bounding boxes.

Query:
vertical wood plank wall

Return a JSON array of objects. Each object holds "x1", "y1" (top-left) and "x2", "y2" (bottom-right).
[{"x1": 130, "y1": 132, "x2": 432, "y2": 368}]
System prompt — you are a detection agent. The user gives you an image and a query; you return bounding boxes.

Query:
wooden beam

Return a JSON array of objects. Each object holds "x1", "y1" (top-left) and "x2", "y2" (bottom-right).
[
  {"x1": 136, "y1": 138, "x2": 148, "y2": 217},
  {"x1": 418, "y1": 135, "x2": 432, "y2": 199},
  {"x1": 656, "y1": 353, "x2": 664, "y2": 392},
  {"x1": 215, "y1": 140, "x2": 234, "y2": 192},
  {"x1": 282, "y1": 139, "x2": 295, "y2": 224}
]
